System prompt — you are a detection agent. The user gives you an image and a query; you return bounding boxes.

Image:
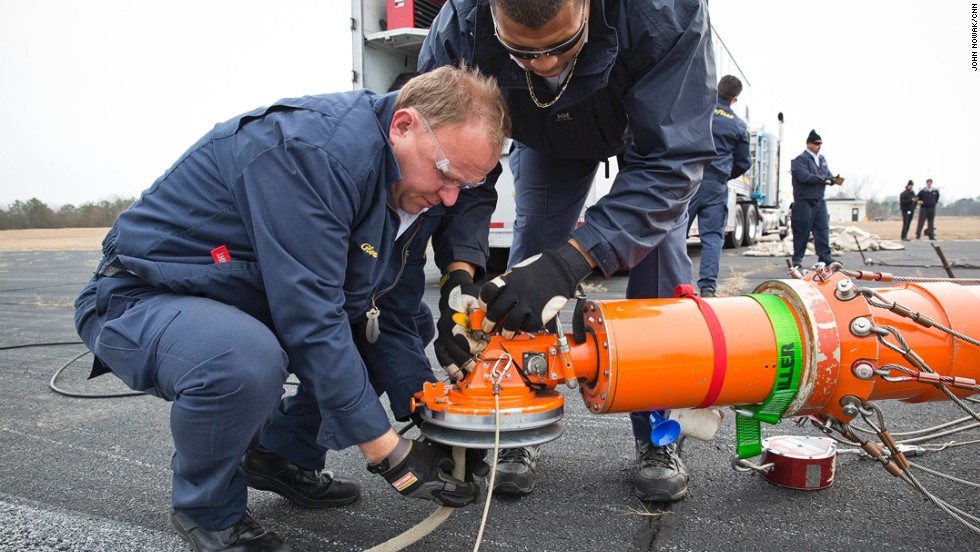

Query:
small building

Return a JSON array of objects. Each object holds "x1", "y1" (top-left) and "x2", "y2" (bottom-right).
[{"x1": 826, "y1": 198, "x2": 867, "y2": 223}]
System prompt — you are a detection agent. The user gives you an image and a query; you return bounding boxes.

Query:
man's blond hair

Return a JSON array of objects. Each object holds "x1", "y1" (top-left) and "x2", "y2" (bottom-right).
[{"x1": 394, "y1": 64, "x2": 511, "y2": 153}]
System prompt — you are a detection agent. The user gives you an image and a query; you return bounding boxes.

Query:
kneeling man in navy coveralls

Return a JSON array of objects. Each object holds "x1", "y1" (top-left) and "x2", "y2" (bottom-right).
[{"x1": 75, "y1": 65, "x2": 509, "y2": 551}]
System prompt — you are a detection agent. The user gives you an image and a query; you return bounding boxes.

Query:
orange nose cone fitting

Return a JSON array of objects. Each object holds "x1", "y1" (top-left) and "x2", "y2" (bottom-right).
[{"x1": 413, "y1": 339, "x2": 566, "y2": 448}]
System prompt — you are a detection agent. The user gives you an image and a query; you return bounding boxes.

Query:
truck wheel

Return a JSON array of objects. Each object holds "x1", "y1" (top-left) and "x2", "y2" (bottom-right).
[
  {"x1": 742, "y1": 204, "x2": 759, "y2": 246},
  {"x1": 724, "y1": 206, "x2": 745, "y2": 249}
]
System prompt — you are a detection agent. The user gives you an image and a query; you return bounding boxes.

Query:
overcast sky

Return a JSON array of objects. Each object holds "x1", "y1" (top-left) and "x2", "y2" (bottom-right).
[{"x1": 1, "y1": 0, "x2": 978, "y2": 208}]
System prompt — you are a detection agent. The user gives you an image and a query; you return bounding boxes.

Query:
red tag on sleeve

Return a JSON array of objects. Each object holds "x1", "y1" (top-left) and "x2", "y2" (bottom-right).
[{"x1": 210, "y1": 245, "x2": 232, "y2": 263}]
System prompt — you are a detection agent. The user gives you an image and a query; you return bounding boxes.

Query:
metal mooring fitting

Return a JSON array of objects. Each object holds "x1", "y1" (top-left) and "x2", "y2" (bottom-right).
[
  {"x1": 851, "y1": 360, "x2": 876, "y2": 380},
  {"x1": 834, "y1": 279, "x2": 859, "y2": 301},
  {"x1": 850, "y1": 317, "x2": 873, "y2": 337},
  {"x1": 839, "y1": 395, "x2": 862, "y2": 418}
]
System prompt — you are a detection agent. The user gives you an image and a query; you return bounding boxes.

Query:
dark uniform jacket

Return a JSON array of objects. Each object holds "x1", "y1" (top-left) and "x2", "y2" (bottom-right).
[
  {"x1": 917, "y1": 187, "x2": 940, "y2": 208},
  {"x1": 89, "y1": 91, "x2": 439, "y2": 450},
  {"x1": 899, "y1": 189, "x2": 917, "y2": 211},
  {"x1": 705, "y1": 98, "x2": 751, "y2": 184},
  {"x1": 790, "y1": 150, "x2": 833, "y2": 201},
  {"x1": 419, "y1": 0, "x2": 716, "y2": 277}
]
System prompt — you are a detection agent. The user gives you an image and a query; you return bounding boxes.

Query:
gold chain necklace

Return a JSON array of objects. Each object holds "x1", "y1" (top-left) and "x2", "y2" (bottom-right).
[{"x1": 524, "y1": 55, "x2": 578, "y2": 109}]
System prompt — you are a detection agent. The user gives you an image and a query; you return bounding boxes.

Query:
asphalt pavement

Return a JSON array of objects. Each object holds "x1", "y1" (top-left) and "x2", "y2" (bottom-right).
[{"x1": 1, "y1": 238, "x2": 979, "y2": 551}]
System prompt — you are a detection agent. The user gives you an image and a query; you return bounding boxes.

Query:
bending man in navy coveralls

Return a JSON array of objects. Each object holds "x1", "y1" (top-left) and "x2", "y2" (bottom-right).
[
  {"x1": 687, "y1": 75, "x2": 752, "y2": 297},
  {"x1": 420, "y1": 0, "x2": 716, "y2": 502},
  {"x1": 790, "y1": 129, "x2": 838, "y2": 267},
  {"x1": 74, "y1": 66, "x2": 509, "y2": 552}
]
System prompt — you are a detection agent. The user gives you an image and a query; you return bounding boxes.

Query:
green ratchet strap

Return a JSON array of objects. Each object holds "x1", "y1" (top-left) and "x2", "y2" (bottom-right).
[{"x1": 735, "y1": 294, "x2": 803, "y2": 459}]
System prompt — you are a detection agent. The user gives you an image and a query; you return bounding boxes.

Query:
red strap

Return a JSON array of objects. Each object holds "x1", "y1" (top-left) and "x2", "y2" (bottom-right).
[{"x1": 674, "y1": 285, "x2": 727, "y2": 408}]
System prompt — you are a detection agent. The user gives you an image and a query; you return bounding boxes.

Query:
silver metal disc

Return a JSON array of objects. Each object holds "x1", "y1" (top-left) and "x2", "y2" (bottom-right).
[
  {"x1": 421, "y1": 421, "x2": 565, "y2": 448},
  {"x1": 417, "y1": 404, "x2": 564, "y2": 432}
]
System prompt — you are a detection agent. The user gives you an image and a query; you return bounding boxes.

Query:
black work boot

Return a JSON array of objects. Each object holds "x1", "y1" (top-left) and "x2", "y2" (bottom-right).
[
  {"x1": 632, "y1": 441, "x2": 689, "y2": 502},
  {"x1": 492, "y1": 445, "x2": 541, "y2": 496},
  {"x1": 170, "y1": 509, "x2": 289, "y2": 552},
  {"x1": 242, "y1": 448, "x2": 360, "y2": 508},
  {"x1": 699, "y1": 287, "x2": 716, "y2": 298}
]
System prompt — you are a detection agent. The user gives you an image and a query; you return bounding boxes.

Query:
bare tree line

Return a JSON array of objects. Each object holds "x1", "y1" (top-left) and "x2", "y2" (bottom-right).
[
  {"x1": 0, "y1": 197, "x2": 135, "y2": 230},
  {"x1": 823, "y1": 174, "x2": 980, "y2": 220},
  {"x1": 3, "y1": 186, "x2": 980, "y2": 231}
]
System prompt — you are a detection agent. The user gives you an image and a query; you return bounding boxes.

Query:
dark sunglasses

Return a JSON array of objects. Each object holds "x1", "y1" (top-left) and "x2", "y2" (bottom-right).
[{"x1": 490, "y1": 0, "x2": 587, "y2": 60}]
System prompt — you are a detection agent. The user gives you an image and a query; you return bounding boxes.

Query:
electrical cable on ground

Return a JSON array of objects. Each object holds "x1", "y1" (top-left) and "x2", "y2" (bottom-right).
[
  {"x1": 0, "y1": 341, "x2": 84, "y2": 351},
  {"x1": 49, "y1": 349, "x2": 145, "y2": 398},
  {"x1": 0, "y1": 340, "x2": 145, "y2": 399}
]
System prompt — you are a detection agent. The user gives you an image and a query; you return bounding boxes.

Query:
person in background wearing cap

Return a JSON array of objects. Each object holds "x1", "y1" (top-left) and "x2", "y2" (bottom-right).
[
  {"x1": 899, "y1": 180, "x2": 917, "y2": 241},
  {"x1": 789, "y1": 129, "x2": 839, "y2": 267},
  {"x1": 687, "y1": 75, "x2": 752, "y2": 297},
  {"x1": 915, "y1": 178, "x2": 940, "y2": 240}
]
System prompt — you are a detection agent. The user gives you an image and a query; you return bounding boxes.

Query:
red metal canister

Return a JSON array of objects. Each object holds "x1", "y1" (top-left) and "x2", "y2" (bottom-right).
[{"x1": 761, "y1": 435, "x2": 837, "y2": 490}]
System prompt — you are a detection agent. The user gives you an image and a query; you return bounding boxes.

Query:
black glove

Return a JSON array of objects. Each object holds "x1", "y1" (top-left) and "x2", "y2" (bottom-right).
[
  {"x1": 479, "y1": 242, "x2": 594, "y2": 339},
  {"x1": 367, "y1": 437, "x2": 480, "y2": 508},
  {"x1": 434, "y1": 270, "x2": 487, "y2": 380}
]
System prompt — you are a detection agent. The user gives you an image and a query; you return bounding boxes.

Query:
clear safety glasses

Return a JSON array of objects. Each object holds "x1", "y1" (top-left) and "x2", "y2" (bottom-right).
[{"x1": 411, "y1": 108, "x2": 486, "y2": 190}]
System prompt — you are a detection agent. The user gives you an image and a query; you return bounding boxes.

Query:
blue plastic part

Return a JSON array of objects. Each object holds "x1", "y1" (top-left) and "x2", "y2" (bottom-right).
[{"x1": 648, "y1": 411, "x2": 681, "y2": 446}]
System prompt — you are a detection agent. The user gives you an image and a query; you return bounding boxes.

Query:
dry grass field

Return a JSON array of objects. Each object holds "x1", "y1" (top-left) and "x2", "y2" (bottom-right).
[
  {"x1": 0, "y1": 227, "x2": 110, "y2": 251},
  {"x1": 846, "y1": 216, "x2": 980, "y2": 241},
  {"x1": 1, "y1": 217, "x2": 980, "y2": 251}
]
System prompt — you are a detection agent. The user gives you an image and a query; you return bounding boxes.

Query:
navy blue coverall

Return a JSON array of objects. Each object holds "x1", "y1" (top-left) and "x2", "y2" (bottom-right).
[
  {"x1": 916, "y1": 186, "x2": 940, "y2": 239},
  {"x1": 899, "y1": 187, "x2": 917, "y2": 240},
  {"x1": 74, "y1": 91, "x2": 447, "y2": 530},
  {"x1": 687, "y1": 98, "x2": 751, "y2": 292},
  {"x1": 790, "y1": 150, "x2": 835, "y2": 265},
  {"x1": 419, "y1": 0, "x2": 716, "y2": 442}
]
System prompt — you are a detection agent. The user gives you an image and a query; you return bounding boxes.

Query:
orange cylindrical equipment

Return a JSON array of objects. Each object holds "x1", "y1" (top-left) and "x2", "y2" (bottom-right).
[
  {"x1": 414, "y1": 275, "x2": 980, "y2": 448},
  {"x1": 577, "y1": 296, "x2": 795, "y2": 414},
  {"x1": 579, "y1": 275, "x2": 980, "y2": 421}
]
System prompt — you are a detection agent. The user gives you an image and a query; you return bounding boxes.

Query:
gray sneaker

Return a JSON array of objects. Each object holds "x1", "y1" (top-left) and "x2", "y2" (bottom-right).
[
  {"x1": 632, "y1": 441, "x2": 689, "y2": 502},
  {"x1": 492, "y1": 445, "x2": 541, "y2": 496}
]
